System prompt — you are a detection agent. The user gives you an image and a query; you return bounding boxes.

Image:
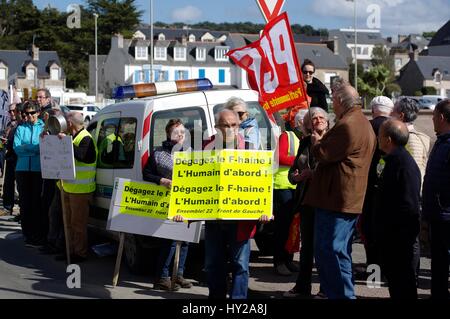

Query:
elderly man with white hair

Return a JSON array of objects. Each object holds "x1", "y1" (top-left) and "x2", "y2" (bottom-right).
[
  {"x1": 55, "y1": 111, "x2": 97, "y2": 263},
  {"x1": 359, "y1": 96, "x2": 395, "y2": 270}
]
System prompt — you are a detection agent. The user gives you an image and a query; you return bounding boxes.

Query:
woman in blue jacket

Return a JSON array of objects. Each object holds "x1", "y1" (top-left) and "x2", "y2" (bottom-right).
[{"x1": 13, "y1": 100, "x2": 46, "y2": 246}]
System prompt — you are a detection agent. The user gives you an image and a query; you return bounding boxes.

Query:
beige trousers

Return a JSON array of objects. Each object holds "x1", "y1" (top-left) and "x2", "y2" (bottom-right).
[{"x1": 62, "y1": 191, "x2": 93, "y2": 258}]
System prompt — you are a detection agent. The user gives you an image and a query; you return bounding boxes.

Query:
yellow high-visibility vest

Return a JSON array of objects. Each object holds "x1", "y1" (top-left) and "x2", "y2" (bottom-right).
[
  {"x1": 63, "y1": 129, "x2": 98, "y2": 194},
  {"x1": 274, "y1": 131, "x2": 299, "y2": 190}
]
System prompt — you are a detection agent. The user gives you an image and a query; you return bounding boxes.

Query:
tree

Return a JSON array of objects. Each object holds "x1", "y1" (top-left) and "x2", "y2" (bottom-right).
[
  {"x1": 87, "y1": 0, "x2": 143, "y2": 54},
  {"x1": 422, "y1": 31, "x2": 436, "y2": 38}
]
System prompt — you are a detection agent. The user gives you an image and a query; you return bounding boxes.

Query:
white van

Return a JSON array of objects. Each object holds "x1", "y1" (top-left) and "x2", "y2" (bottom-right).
[{"x1": 87, "y1": 79, "x2": 279, "y2": 273}]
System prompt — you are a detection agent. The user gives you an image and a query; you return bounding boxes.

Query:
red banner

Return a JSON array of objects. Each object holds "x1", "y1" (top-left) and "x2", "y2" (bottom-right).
[{"x1": 227, "y1": 12, "x2": 308, "y2": 114}]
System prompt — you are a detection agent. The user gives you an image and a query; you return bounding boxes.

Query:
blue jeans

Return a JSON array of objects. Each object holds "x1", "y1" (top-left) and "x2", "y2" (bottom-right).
[
  {"x1": 156, "y1": 240, "x2": 189, "y2": 278},
  {"x1": 205, "y1": 222, "x2": 251, "y2": 299},
  {"x1": 314, "y1": 208, "x2": 357, "y2": 299}
]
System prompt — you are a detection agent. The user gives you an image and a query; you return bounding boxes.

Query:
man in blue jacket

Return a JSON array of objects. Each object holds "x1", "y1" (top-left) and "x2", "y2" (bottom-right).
[
  {"x1": 422, "y1": 99, "x2": 450, "y2": 299},
  {"x1": 13, "y1": 100, "x2": 45, "y2": 246}
]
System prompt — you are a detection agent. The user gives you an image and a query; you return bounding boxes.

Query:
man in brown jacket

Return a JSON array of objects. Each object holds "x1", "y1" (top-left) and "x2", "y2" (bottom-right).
[{"x1": 303, "y1": 81, "x2": 376, "y2": 299}]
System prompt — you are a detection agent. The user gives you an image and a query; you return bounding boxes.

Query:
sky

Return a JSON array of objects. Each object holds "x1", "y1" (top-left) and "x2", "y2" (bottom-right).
[{"x1": 33, "y1": 0, "x2": 450, "y2": 38}]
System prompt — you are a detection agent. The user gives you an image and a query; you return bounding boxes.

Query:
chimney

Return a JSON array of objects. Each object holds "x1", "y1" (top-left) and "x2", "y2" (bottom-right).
[
  {"x1": 181, "y1": 34, "x2": 187, "y2": 45},
  {"x1": 333, "y1": 36, "x2": 339, "y2": 55},
  {"x1": 408, "y1": 47, "x2": 419, "y2": 61},
  {"x1": 111, "y1": 33, "x2": 124, "y2": 49},
  {"x1": 32, "y1": 44, "x2": 39, "y2": 61}
]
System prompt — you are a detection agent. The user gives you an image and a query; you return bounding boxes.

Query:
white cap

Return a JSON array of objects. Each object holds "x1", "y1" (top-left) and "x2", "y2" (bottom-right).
[{"x1": 370, "y1": 96, "x2": 394, "y2": 113}]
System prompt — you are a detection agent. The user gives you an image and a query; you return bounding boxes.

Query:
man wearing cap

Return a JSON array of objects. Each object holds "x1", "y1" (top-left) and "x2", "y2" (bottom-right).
[{"x1": 360, "y1": 96, "x2": 394, "y2": 269}]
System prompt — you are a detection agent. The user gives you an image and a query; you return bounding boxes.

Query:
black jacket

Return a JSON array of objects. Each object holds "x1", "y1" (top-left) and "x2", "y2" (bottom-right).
[
  {"x1": 306, "y1": 77, "x2": 329, "y2": 111},
  {"x1": 376, "y1": 146, "x2": 421, "y2": 245}
]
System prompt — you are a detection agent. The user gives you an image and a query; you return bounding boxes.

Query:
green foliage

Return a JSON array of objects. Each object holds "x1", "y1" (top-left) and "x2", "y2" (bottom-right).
[
  {"x1": 414, "y1": 90, "x2": 423, "y2": 96},
  {"x1": 421, "y1": 86, "x2": 437, "y2": 95},
  {"x1": 357, "y1": 64, "x2": 395, "y2": 103},
  {"x1": 154, "y1": 21, "x2": 328, "y2": 36},
  {"x1": 0, "y1": 0, "x2": 142, "y2": 89},
  {"x1": 422, "y1": 31, "x2": 436, "y2": 38},
  {"x1": 348, "y1": 63, "x2": 365, "y2": 87}
]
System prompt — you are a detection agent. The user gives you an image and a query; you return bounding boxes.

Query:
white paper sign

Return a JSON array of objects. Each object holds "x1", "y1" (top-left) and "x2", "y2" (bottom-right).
[
  {"x1": 40, "y1": 135, "x2": 76, "y2": 179},
  {"x1": 107, "y1": 177, "x2": 202, "y2": 243}
]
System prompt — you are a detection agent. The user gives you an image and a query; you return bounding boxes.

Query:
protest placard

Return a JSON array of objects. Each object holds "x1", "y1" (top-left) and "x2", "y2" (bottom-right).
[
  {"x1": 169, "y1": 150, "x2": 274, "y2": 220},
  {"x1": 117, "y1": 180, "x2": 170, "y2": 220},
  {"x1": 107, "y1": 178, "x2": 202, "y2": 243},
  {"x1": 39, "y1": 135, "x2": 76, "y2": 179}
]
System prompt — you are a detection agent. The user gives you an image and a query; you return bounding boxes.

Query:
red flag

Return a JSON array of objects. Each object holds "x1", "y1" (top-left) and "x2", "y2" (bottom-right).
[{"x1": 227, "y1": 13, "x2": 308, "y2": 114}]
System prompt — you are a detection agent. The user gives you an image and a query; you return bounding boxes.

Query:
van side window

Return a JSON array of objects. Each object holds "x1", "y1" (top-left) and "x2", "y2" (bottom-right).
[
  {"x1": 97, "y1": 117, "x2": 137, "y2": 169},
  {"x1": 117, "y1": 118, "x2": 137, "y2": 168},
  {"x1": 150, "y1": 108, "x2": 207, "y2": 151},
  {"x1": 97, "y1": 118, "x2": 120, "y2": 168}
]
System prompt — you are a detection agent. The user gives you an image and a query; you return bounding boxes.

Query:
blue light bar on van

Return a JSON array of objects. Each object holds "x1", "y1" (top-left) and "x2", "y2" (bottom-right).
[{"x1": 112, "y1": 78, "x2": 213, "y2": 99}]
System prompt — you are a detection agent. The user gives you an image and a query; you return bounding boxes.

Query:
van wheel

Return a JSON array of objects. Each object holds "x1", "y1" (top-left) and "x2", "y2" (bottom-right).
[{"x1": 124, "y1": 234, "x2": 155, "y2": 275}]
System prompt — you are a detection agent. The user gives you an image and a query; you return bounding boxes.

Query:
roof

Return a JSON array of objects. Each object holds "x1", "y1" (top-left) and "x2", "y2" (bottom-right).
[
  {"x1": 115, "y1": 40, "x2": 230, "y2": 67},
  {"x1": 429, "y1": 20, "x2": 450, "y2": 47},
  {"x1": 138, "y1": 27, "x2": 229, "y2": 42},
  {"x1": 228, "y1": 33, "x2": 347, "y2": 70},
  {"x1": 393, "y1": 34, "x2": 430, "y2": 52},
  {"x1": 415, "y1": 56, "x2": 450, "y2": 80},
  {"x1": 0, "y1": 49, "x2": 65, "y2": 78},
  {"x1": 295, "y1": 43, "x2": 348, "y2": 70},
  {"x1": 328, "y1": 29, "x2": 387, "y2": 45}
]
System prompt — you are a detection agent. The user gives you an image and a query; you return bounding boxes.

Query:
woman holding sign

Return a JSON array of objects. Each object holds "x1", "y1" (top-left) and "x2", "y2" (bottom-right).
[{"x1": 143, "y1": 119, "x2": 192, "y2": 291}]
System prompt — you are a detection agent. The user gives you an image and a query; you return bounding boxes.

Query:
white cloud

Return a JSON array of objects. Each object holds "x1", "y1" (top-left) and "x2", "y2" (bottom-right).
[
  {"x1": 310, "y1": 0, "x2": 450, "y2": 35},
  {"x1": 171, "y1": 5, "x2": 202, "y2": 22}
]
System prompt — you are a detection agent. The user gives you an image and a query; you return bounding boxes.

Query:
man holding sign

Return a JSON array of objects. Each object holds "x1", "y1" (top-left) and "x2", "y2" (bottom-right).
[
  {"x1": 56, "y1": 112, "x2": 97, "y2": 263},
  {"x1": 202, "y1": 109, "x2": 270, "y2": 299}
]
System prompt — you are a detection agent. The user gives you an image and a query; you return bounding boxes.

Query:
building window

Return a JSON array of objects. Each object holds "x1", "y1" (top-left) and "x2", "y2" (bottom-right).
[
  {"x1": 196, "y1": 47, "x2": 206, "y2": 61},
  {"x1": 50, "y1": 68, "x2": 59, "y2": 80},
  {"x1": 199, "y1": 69, "x2": 205, "y2": 78},
  {"x1": 215, "y1": 47, "x2": 229, "y2": 61},
  {"x1": 175, "y1": 70, "x2": 188, "y2": 80},
  {"x1": 134, "y1": 70, "x2": 145, "y2": 83},
  {"x1": 395, "y1": 58, "x2": 402, "y2": 70},
  {"x1": 219, "y1": 69, "x2": 225, "y2": 83},
  {"x1": 135, "y1": 46, "x2": 148, "y2": 60},
  {"x1": 174, "y1": 47, "x2": 187, "y2": 61},
  {"x1": 158, "y1": 33, "x2": 166, "y2": 41},
  {"x1": 324, "y1": 72, "x2": 337, "y2": 85},
  {"x1": 154, "y1": 47, "x2": 167, "y2": 61},
  {"x1": 156, "y1": 70, "x2": 169, "y2": 82},
  {"x1": 0, "y1": 68, "x2": 6, "y2": 80},
  {"x1": 26, "y1": 68, "x2": 35, "y2": 80}
]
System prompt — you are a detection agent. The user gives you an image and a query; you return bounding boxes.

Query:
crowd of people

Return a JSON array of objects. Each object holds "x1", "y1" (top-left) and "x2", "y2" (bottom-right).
[
  {"x1": 0, "y1": 59, "x2": 449, "y2": 300},
  {"x1": 0, "y1": 88, "x2": 97, "y2": 265}
]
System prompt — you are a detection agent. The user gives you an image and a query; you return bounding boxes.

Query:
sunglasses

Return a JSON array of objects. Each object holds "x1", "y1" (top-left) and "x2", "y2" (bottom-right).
[
  {"x1": 8, "y1": 110, "x2": 16, "y2": 113},
  {"x1": 237, "y1": 111, "x2": 247, "y2": 117},
  {"x1": 24, "y1": 111, "x2": 37, "y2": 115},
  {"x1": 303, "y1": 70, "x2": 314, "y2": 75}
]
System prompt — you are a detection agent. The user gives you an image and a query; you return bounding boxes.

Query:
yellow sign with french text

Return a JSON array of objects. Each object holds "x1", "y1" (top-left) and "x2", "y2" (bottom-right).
[
  {"x1": 119, "y1": 181, "x2": 170, "y2": 219},
  {"x1": 168, "y1": 150, "x2": 274, "y2": 220}
]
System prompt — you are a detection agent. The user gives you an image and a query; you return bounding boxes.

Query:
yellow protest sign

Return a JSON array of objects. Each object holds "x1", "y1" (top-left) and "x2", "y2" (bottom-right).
[
  {"x1": 118, "y1": 180, "x2": 170, "y2": 219},
  {"x1": 169, "y1": 150, "x2": 273, "y2": 220}
]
